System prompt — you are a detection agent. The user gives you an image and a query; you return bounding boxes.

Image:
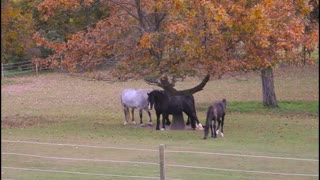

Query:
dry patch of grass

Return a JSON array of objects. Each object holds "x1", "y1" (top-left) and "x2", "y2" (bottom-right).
[
  {"x1": 1, "y1": 114, "x2": 49, "y2": 129},
  {"x1": 1, "y1": 64, "x2": 318, "y2": 118}
]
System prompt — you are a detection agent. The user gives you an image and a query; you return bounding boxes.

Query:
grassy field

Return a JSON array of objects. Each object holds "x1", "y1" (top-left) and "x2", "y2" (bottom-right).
[{"x1": 1, "y1": 65, "x2": 319, "y2": 180}]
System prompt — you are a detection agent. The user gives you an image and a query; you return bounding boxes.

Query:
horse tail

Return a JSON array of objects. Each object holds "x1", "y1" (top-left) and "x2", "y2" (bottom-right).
[
  {"x1": 190, "y1": 95, "x2": 200, "y2": 124},
  {"x1": 120, "y1": 94, "x2": 125, "y2": 109},
  {"x1": 120, "y1": 95, "x2": 123, "y2": 107},
  {"x1": 120, "y1": 94, "x2": 130, "y2": 120}
]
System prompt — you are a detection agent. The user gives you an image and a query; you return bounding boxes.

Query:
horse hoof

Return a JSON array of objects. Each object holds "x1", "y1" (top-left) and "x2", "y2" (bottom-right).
[
  {"x1": 198, "y1": 123, "x2": 203, "y2": 129},
  {"x1": 132, "y1": 121, "x2": 136, "y2": 125},
  {"x1": 196, "y1": 125, "x2": 204, "y2": 131},
  {"x1": 140, "y1": 124, "x2": 145, "y2": 127},
  {"x1": 124, "y1": 121, "x2": 128, "y2": 125},
  {"x1": 221, "y1": 133, "x2": 224, "y2": 137},
  {"x1": 203, "y1": 137, "x2": 207, "y2": 140},
  {"x1": 148, "y1": 123, "x2": 153, "y2": 126},
  {"x1": 160, "y1": 128, "x2": 165, "y2": 131}
]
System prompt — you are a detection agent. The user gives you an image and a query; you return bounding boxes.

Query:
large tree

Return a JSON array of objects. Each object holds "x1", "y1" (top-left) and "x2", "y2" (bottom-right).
[{"x1": 33, "y1": 0, "x2": 318, "y2": 99}]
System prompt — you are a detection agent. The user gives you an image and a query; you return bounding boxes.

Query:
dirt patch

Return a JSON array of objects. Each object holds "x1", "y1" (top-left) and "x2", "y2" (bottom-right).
[{"x1": 1, "y1": 114, "x2": 49, "y2": 129}]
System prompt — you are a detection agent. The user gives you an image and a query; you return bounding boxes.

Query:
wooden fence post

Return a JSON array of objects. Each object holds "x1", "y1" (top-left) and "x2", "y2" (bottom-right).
[
  {"x1": 159, "y1": 144, "x2": 166, "y2": 180},
  {"x1": 35, "y1": 63, "x2": 38, "y2": 75}
]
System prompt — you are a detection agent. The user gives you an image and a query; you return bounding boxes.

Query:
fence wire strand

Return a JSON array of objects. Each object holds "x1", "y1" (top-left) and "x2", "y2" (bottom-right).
[{"x1": 2, "y1": 140, "x2": 318, "y2": 178}]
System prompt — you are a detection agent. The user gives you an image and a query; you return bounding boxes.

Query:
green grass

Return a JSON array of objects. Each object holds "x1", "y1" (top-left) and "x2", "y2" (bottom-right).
[
  {"x1": 311, "y1": 47, "x2": 319, "y2": 63},
  {"x1": 213, "y1": 100, "x2": 319, "y2": 115},
  {"x1": 1, "y1": 65, "x2": 319, "y2": 180}
]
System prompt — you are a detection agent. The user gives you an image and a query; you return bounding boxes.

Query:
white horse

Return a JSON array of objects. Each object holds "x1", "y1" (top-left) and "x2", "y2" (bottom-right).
[{"x1": 120, "y1": 88, "x2": 153, "y2": 126}]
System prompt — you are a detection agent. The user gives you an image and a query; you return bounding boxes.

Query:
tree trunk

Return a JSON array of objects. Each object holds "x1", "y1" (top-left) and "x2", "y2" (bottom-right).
[
  {"x1": 170, "y1": 113, "x2": 185, "y2": 130},
  {"x1": 261, "y1": 68, "x2": 278, "y2": 107}
]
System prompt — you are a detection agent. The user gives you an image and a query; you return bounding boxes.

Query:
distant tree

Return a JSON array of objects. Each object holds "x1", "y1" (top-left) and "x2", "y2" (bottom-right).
[
  {"x1": 32, "y1": 0, "x2": 109, "y2": 58},
  {"x1": 33, "y1": 0, "x2": 319, "y2": 105},
  {"x1": 1, "y1": 0, "x2": 35, "y2": 64}
]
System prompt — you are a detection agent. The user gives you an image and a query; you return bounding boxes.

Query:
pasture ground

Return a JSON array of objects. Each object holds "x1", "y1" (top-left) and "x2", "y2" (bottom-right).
[{"x1": 1, "y1": 64, "x2": 319, "y2": 180}]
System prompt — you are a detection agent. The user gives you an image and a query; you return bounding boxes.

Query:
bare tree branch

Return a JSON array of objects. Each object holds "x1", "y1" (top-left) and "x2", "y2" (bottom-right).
[
  {"x1": 148, "y1": 74, "x2": 210, "y2": 96},
  {"x1": 110, "y1": 0, "x2": 139, "y2": 21}
]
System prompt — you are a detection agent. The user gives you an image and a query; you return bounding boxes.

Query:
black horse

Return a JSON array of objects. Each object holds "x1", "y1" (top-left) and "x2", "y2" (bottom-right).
[
  {"x1": 203, "y1": 99, "x2": 227, "y2": 139},
  {"x1": 168, "y1": 95, "x2": 201, "y2": 127},
  {"x1": 147, "y1": 90, "x2": 200, "y2": 130}
]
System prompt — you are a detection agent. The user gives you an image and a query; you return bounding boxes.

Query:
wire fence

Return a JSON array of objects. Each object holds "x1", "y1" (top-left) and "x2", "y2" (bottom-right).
[
  {"x1": 1, "y1": 140, "x2": 318, "y2": 179},
  {"x1": 1, "y1": 60, "x2": 46, "y2": 78}
]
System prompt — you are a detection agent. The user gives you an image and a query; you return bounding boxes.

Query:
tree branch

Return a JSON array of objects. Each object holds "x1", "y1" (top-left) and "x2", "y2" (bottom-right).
[
  {"x1": 149, "y1": 74, "x2": 210, "y2": 96},
  {"x1": 110, "y1": 0, "x2": 139, "y2": 21}
]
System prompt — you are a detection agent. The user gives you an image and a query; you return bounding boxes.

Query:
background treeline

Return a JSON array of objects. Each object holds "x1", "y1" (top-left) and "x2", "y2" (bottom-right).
[{"x1": 1, "y1": 0, "x2": 109, "y2": 65}]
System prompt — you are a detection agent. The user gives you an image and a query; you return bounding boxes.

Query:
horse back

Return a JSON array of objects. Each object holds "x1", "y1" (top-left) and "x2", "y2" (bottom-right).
[
  {"x1": 165, "y1": 96, "x2": 181, "y2": 114},
  {"x1": 121, "y1": 89, "x2": 151, "y2": 109},
  {"x1": 206, "y1": 105, "x2": 214, "y2": 120}
]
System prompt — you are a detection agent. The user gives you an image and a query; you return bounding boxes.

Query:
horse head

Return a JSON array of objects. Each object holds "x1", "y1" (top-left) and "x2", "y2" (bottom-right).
[{"x1": 147, "y1": 90, "x2": 167, "y2": 110}]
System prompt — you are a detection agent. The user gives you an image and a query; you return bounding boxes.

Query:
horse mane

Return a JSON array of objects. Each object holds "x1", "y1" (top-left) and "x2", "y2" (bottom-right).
[
  {"x1": 152, "y1": 90, "x2": 166, "y2": 95},
  {"x1": 138, "y1": 89, "x2": 153, "y2": 94}
]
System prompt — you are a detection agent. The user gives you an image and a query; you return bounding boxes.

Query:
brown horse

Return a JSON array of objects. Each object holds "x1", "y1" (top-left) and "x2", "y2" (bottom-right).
[{"x1": 203, "y1": 99, "x2": 227, "y2": 139}]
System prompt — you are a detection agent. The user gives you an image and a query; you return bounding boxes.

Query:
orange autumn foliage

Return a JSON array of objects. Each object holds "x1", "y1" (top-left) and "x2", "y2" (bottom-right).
[{"x1": 33, "y1": 0, "x2": 319, "y2": 84}]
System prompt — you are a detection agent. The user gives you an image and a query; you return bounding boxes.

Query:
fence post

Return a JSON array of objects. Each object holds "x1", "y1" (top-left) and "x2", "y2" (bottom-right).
[
  {"x1": 159, "y1": 144, "x2": 166, "y2": 180},
  {"x1": 35, "y1": 63, "x2": 38, "y2": 75},
  {"x1": 1, "y1": 63, "x2": 4, "y2": 79}
]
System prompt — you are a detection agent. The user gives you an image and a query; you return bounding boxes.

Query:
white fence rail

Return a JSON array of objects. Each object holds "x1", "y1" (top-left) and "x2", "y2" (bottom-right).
[{"x1": 1, "y1": 140, "x2": 318, "y2": 179}]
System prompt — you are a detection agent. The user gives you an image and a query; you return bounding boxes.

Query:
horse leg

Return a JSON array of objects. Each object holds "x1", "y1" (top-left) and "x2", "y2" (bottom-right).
[
  {"x1": 193, "y1": 113, "x2": 203, "y2": 130},
  {"x1": 210, "y1": 119, "x2": 214, "y2": 138},
  {"x1": 156, "y1": 113, "x2": 161, "y2": 130},
  {"x1": 220, "y1": 115, "x2": 225, "y2": 137},
  {"x1": 184, "y1": 111, "x2": 196, "y2": 130},
  {"x1": 139, "y1": 109, "x2": 144, "y2": 127},
  {"x1": 213, "y1": 119, "x2": 217, "y2": 138},
  {"x1": 191, "y1": 117, "x2": 196, "y2": 130},
  {"x1": 146, "y1": 109, "x2": 152, "y2": 126},
  {"x1": 203, "y1": 117, "x2": 210, "y2": 139},
  {"x1": 190, "y1": 115, "x2": 197, "y2": 130},
  {"x1": 161, "y1": 114, "x2": 167, "y2": 130},
  {"x1": 123, "y1": 105, "x2": 130, "y2": 125},
  {"x1": 186, "y1": 116, "x2": 190, "y2": 125},
  {"x1": 216, "y1": 118, "x2": 221, "y2": 136},
  {"x1": 166, "y1": 115, "x2": 171, "y2": 126},
  {"x1": 131, "y1": 108, "x2": 136, "y2": 124}
]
